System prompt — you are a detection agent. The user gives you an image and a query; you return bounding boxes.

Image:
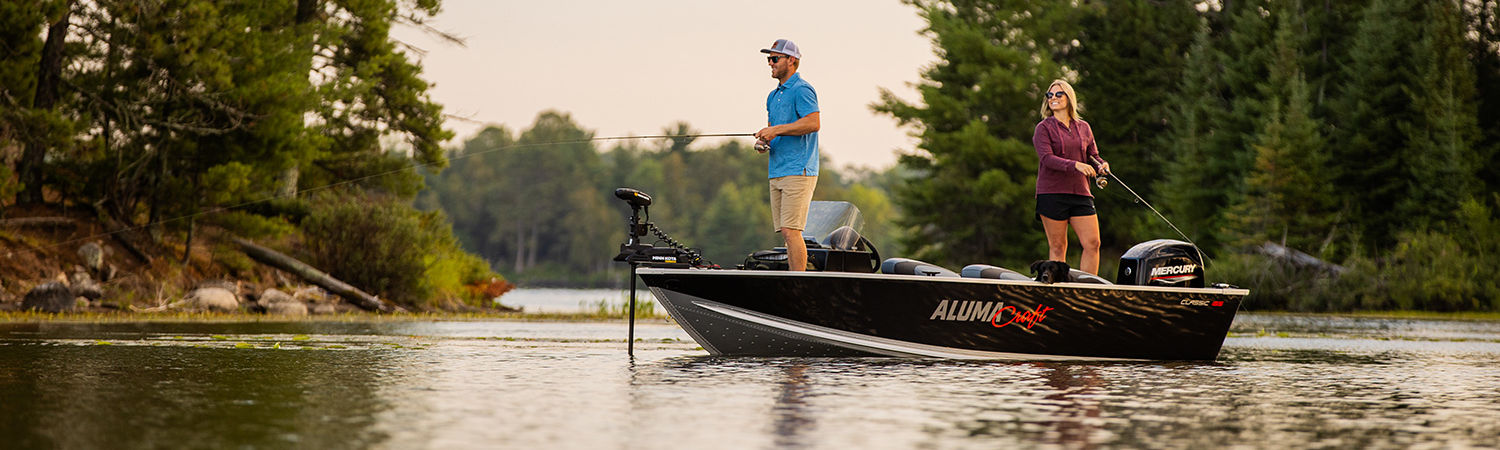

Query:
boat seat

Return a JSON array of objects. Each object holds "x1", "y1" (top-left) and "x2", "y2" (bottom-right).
[
  {"x1": 960, "y1": 264, "x2": 1032, "y2": 281},
  {"x1": 820, "y1": 226, "x2": 861, "y2": 251},
  {"x1": 880, "y1": 258, "x2": 959, "y2": 277},
  {"x1": 1069, "y1": 269, "x2": 1113, "y2": 284}
]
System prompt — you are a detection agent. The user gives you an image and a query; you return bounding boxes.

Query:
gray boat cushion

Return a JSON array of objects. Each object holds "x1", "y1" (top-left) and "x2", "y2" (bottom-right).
[
  {"x1": 880, "y1": 258, "x2": 959, "y2": 277},
  {"x1": 960, "y1": 264, "x2": 1033, "y2": 281},
  {"x1": 1068, "y1": 269, "x2": 1113, "y2": 284}
]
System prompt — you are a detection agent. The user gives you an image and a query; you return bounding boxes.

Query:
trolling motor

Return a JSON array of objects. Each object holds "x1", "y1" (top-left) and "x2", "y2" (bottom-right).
[
  {"x1": 612, "y1": 188, "x2": 702, "y2": 268},
  {"x1": 612, "y1": 187, "x2": 709, "y2": 356}
]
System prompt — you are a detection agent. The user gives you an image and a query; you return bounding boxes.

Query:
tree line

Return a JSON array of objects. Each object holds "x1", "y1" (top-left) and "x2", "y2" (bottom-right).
[
  {"x1": 876, "y1": 0, "x2": 1500, "y2": 310},
  {"x1": 1, "y1": 0, "x2": 496, "y2": 309},
  {"x1": 419, "y1": 113, "x2": 904, "y2": 286},
  {"x1": 7, "y1": 0, "x2": 1498, "y2": 311}
]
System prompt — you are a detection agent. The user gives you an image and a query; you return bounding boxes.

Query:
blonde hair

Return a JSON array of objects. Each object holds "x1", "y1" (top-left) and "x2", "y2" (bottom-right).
[{"x1": 1038, "y1": 79, "x2": 1082, "y2": 122}]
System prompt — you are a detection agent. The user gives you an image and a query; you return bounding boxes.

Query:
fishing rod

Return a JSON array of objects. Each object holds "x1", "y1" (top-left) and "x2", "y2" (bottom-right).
[
  {"x1": 50, "y1": 133, "x2": 761, "y2": 251},
  {"x1": 1091, "y1": 156, "x2": 1211, "y2": 266}
]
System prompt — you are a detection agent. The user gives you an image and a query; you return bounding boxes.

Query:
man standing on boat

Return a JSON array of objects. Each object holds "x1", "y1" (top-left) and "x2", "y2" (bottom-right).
[{"x1": 755, "y1": 39, "x2": 821, "y2": 272}]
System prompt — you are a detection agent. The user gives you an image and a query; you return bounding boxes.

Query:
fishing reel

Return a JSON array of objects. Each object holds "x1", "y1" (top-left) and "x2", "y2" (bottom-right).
[{"x1": 1090, "y1": 157, "x2": 1109, "y2": 189}]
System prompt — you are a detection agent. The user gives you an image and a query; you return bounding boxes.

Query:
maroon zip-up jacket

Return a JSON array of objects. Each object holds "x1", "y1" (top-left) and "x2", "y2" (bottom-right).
[{"x1": 1032, "y1": 116, "x2": 1106, "y2": 197}]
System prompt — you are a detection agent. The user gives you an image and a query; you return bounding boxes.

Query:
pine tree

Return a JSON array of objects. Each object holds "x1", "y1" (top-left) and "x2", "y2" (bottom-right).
[
  {"x1": 1327, "y1": 0, "x2": 1422, "y2": 248},
  {"x1": 1156, "y1": 1, "x2": 1276, "y2": 254},
  {"x1": 1069, "y1": 0, "x2": 1199, "y2": 249},
  {"x1": 872, "y1": 0, "x2": 1079, "y2": 268},
  {"x1": 1229, "y1": 11, "x2": 1336, "y2": 253},
  {"x1": 1211, "y1": 0, "x2": 1277, "y2": 222},
  {"x1": 1398, "y1": 0, "x2": 1482, "y2": 229},
  {"x1": 1157, "y1": 22, "x2": 1229, "y2": 250},
  {"x1": 1473, "y1": 1, "x2": 1500, "y2": 196}
]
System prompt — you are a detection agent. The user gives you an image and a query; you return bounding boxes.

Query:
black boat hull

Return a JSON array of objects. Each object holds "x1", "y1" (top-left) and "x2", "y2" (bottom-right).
[{"x1": 638, "y1": 268, "x2": 1248, "y2": 361}]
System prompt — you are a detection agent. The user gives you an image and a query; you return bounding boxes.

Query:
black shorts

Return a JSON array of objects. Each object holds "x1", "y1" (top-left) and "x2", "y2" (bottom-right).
[{"x1": 1036, "y1": 194, "x2": 1096, "y2": 221}]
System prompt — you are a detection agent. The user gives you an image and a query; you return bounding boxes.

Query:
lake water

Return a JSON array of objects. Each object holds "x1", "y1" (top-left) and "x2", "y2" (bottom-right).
[
  {"x1": 498, "y1": 288, "x2": 632, "y2": 313},
  {"x1": 3, "y1": 297, "x2": 1499, "y2": 448}
]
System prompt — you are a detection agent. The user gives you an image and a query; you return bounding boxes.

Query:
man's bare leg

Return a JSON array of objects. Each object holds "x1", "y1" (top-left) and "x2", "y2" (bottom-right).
[{"x1": 781, "y1": 227, "x2": 807, "y2": 271}]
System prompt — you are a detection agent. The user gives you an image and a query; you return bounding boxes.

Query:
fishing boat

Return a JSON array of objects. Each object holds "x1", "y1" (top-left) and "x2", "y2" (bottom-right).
[{"x1": 613, "y1": 188, "x2": 1247, "y2": 361}]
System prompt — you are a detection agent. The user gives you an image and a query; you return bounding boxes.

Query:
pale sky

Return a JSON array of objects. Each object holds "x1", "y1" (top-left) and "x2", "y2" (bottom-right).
[{"x1": 389, "y1": 0, "x2": 938, "y2": 170}]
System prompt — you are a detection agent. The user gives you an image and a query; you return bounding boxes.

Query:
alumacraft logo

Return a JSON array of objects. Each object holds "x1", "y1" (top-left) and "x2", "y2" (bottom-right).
[
  {"x1": 928, "y1": 300, "x2": 1054, "y2": 329},
  {"x1": 1149, "y1": 264, "x2": 1199, "y2": 284}
]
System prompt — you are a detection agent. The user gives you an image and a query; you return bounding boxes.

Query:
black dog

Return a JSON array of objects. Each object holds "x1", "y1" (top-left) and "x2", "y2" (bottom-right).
[{"x1": 1029, "y1": 260, "x2": 1072, "y2": 284}]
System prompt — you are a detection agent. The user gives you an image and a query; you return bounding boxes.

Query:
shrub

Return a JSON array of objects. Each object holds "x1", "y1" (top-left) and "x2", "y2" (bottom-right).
[
  {"x1": 300, "y1": 194, "x2": 502, "y2": 309},
  {"x1": 1220, "y1": 194, "x2": 1500, "y2": 312},
  {"x1": 0, "y1": 165, "x2": 22, "y2": 215}
]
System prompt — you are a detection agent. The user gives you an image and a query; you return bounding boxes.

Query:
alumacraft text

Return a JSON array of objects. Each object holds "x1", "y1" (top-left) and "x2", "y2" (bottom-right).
[{"x1": 928, "y1": 300, "x2": 1054, "y2": 329}]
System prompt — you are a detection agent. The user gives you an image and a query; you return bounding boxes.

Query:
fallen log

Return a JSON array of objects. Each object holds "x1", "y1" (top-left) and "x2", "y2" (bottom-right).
[
  {"x1": 0, "y1": 217, "x2": 78, "y2": 228},
  {"x1": 232, "y1": 237, "x2": 396, "y2": 313},
  {"x1": 1255, "y1": 241, "x2": 1347, "y2": 274}
]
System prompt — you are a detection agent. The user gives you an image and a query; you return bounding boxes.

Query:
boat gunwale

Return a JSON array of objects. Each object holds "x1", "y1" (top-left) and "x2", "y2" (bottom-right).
[{"x1": 636, "y1": 267, "x2": 1250, "y2": 296}]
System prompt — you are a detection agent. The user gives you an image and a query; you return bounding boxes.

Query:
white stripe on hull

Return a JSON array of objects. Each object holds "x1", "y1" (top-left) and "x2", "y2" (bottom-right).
[{"x1": 680, "y1": 297, "x2": 1137, "y2": 362}]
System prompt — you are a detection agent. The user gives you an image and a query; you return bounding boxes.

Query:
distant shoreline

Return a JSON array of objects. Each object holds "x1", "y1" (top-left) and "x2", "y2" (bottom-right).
[
  {"x1": 0, "y1": 311, "x2": 675, "y2": 324},
  {"x1": 4, "y1": 310, "x2": 1498, "y2": 325}
]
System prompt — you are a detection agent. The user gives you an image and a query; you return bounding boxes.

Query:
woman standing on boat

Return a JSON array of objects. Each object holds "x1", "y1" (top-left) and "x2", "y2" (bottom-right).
[{"x1": 1032, "y1": 79, "x2": 1110, "y2": 275}]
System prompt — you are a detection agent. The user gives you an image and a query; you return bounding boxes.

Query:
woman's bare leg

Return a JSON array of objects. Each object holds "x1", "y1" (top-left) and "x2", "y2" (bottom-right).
[
  {"x1": 1070, "y1": 214, "x2": 1102, "y2": 274},
  {"x1": 1041, "y1": 215, "x2": 1071, "y2": 263}
]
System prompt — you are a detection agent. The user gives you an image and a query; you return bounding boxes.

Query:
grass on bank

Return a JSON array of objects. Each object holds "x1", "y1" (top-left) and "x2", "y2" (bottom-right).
[{"x1": 0, "y1": 308, "x2": 671, "y2": 324}]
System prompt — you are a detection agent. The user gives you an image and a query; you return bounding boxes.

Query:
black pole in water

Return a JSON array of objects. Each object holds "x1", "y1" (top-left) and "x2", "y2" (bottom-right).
[{"x1": 628, "y1": 264, "x2": 637, "y2": 356}]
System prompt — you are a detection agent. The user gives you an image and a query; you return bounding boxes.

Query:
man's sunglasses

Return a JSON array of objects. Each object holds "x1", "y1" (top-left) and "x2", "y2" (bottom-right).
[
  {"x1": 1045, "y1": 91, "x2": 1068, "y2": 99},
  {"x1": 767, "y1": 55, "x2": 788, "y2": 63}
]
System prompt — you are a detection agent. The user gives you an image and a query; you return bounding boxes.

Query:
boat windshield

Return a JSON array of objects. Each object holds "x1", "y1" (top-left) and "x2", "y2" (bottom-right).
[{"x1": 802, "y1": 201, "x2": 863, "y2": 240}]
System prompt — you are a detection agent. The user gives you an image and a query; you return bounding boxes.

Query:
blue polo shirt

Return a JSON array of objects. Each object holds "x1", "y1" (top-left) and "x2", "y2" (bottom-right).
[{"x1": 765, "y1": 73, "x2": 819, "y2": 178}]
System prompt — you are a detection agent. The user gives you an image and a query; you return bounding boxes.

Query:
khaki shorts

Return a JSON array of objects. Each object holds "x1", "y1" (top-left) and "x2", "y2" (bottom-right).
[{"x1": 769, "y1": 175, "x2": 817, "y2": 232}]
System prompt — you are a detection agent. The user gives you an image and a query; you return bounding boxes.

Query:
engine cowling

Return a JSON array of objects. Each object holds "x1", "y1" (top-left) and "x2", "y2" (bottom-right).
[{"x1": 1116, "y1": 239, "x2": 1205, "y2": 288}]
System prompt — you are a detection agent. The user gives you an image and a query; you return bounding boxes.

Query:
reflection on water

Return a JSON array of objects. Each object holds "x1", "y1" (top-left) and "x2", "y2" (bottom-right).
[
  {"x1": 2, "y1": 315, "x2": 1499, "y2": 448},
  {"x1": 498, "y1": 288, "x2": 629, "y2": 313}
]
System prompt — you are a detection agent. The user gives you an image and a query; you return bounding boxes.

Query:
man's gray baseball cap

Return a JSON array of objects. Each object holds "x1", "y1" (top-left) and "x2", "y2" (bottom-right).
[{"x1": 760, "y1": 39, "x2": 801, "y2": 59}]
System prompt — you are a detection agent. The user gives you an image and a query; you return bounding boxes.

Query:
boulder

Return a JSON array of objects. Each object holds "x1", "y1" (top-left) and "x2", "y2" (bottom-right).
[
  {"x1": 185, "y1": 287, "x2": 239, "y2": 312},
  {"x1": 311, "y1": 303, "x2": 338, "y2": 315},
  {"x1": 259, "y1": 288, "x2": 294, "y2": 306},
  {"x1": 71, "y1": 279, "x2": 104, "y2": 300},
  {"x1": 195, "y1": 279, "x2": 239, "y2": 296},
  {"x1": 68, "y1": 271, "x2": 104, "y2": 300},
  {"x1": 266, "y1": 301, "x2": 308, "y2": 317},
  {"x1": 23, "y1": 282, "x2": 75, "y2": 313},
  {"x1": 292, "y1": 287, "x2": 328, "y2": 303},
  {"x1": 78, "y1": 243, "x2": 105, "y2": 273}
]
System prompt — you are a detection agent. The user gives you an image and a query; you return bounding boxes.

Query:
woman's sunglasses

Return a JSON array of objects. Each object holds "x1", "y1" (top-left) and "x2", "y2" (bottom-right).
[{"x1": 1045, "y1": 92, "x2": 1068, "y2": 99}]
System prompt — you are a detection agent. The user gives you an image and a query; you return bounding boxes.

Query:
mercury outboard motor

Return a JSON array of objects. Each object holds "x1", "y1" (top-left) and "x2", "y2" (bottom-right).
[{"x1": 1116, "y1": 239, "x2": 1205, "y2": 288}]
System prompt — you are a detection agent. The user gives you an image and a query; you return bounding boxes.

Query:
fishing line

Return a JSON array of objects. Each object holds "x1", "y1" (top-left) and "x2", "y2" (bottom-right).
[
  {"x1": 47, "y1": 133, "x2": 756, "y2": 250},
  {"x1": 1090, "y1": 156, "x2": 1212, "y2": 267}
]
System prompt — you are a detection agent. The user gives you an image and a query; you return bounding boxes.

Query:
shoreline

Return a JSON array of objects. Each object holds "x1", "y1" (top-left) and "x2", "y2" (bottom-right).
[
  {"x1": 0, "y1": 310, "x2": 675, "y2": 324},
  {"x1": 3, "y1": 309, "x2": 1499, "y2": 324}
]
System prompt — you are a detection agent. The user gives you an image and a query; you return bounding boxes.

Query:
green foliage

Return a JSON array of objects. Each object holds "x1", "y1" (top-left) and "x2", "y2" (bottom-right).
[
  {"x1": 871, "y1": 0, "x2": 1074, "y2": 268},
  {"x1": 1226, "y1": 15, "x2": 1337, "y2": 253},
  {"x1": 202, "y1": 211, "x2": 296, "y2": 240},
  {"x1": 1397, "y1": 0, "x2": 1483, "y2": 230},
  {"x1": 876, "y1": 0, "x2": 1500, "y2": 311},
  {"x1": 1224, "y1": 195, "x2": 1500, "y2": 312},
  {"x1": 0, "y1": 165, "x2": 21, "y2": 214},
  {"x1": 301, "y1": 194, "x2": 498, "y2": 310},
  {"x1": 1072, "y1": 0, "x2": 1199, "y2": 251},
  {"x1": 1157, "y1": 22, "x2": 1228, "y2": 249},
  {"x1": 421, "y1": 112, "x2": 904, "y2": 285},
  {"x1": 1328, "y1": 0, "x2": 1422, "y2": 250}
]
